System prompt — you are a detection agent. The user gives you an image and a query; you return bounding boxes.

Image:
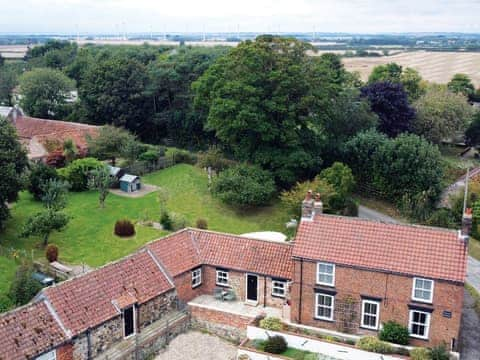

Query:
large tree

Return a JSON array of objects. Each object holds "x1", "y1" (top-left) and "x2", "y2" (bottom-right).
[
  {"x1": 79, "y1": 55, "x2": 149, "y2": 134},
  {"x1": 87, "y1": 125, "x2": 137, "y2": 166},
  {"x1": 413, "y1": 85, "x2": 475, "y2": 144},
  {"x1": 361, "y1": 81, "x2": 416, "y2": 138},
  {"x1": 465, "y1": 111, "x2": 480, "y2": 147},
  {"x1": 0, "y1": 117, "x2": 28, "y2": 229},
  {"x1": 19, "y1": 68, "x2": 75, "y2": 118},
  {"x1": 448, "y1": 73, "x2": 475, "y2": 99},
  {"x1": 193, "y1": 36, "x2": 342, "y2": 186}
]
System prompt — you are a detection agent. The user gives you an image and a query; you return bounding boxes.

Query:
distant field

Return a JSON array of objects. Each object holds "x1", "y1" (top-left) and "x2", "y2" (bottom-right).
[
  {"x1": 343, "y1": 51, "x2": 480, "y2": 86},
  {"x1": 0, "y1": 45, "x2": 29, "y2": 59}
]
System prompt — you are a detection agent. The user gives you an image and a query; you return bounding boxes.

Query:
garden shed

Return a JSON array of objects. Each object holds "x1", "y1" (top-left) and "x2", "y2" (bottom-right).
[{"x1": 119, "y1": 174, "x2": 141, "y2": 193}]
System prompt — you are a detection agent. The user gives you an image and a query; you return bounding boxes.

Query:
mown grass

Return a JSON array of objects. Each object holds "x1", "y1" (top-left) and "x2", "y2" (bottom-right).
[
  {"x1": 0, "y1": 164, "x2": 290, "y2": 297},
  {"x1": 465, "y1": 283, "x2": 480, "y2": 317}
]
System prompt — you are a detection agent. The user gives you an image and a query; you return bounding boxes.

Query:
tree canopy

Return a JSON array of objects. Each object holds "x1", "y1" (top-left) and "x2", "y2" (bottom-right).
[{"x1": 448, "y1": 73, "x2": 475, "y2": 99}]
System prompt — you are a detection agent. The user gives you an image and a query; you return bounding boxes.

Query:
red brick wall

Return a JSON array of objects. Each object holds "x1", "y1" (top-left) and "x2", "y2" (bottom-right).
[
  {"x1": 290, "y1": 259, "x2": 463, "y2": 348},
  {"x1": 56, "y1": 343, "x2": 74, "y2": 360},
  {"x1": 189, "y1": 305, "x2": 253, "y2": 329},
  {"x1": 173, "y1": 267, "x2": 208, "y2": 302}
]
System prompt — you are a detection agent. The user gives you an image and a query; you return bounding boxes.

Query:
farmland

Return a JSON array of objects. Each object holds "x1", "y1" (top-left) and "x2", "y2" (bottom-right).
[{"x1": 343, "y1": 50, "x2": 480, "y2": 86}]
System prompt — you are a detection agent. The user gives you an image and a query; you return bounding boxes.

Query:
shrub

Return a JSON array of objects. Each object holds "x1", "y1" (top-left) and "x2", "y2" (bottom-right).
[
  {"x1": 342, "y1": 198, "x2": 359, "y2": 217},
  {"x1": 426, "y1": 208, "x2": 458, "y2": 229},
  {"x1": 171, "y1": 212, "x2": 189, "y2": 231},
  {"x1": 263, "y1": 335, "x2": 287, "y2": 354},
  {"x1": 379, "y1": 321, "x2": 410, "y2": 345},
  {"x1": 9, "y1": 263, "x2": 43, "y2": 306},
  {"x1": 259, "y1": 317, "x2": 283, "y2": 331},
  {"x1": 28, "y1": 162, "x2": 59, "y2": 200},
  {"x1": 114, "y1": 219, "x2": 135, "y2": 237},
  {"x1": 196, "y1": 218, "x2": 208, "y2": 230},
  {"x1": 0, "y1": 295, "x2": 14, "y2": 312},
  {"x1": 430, "y1": 343, "x2": 449, "y2": 360},
  {"x1": 45, "y1": 244, "x2": 59, "y2": 262},
  {"x1": 320, "y1": 162, "x2": 355, "y2": 198},
  {"x1": 197, "y1": 146, "x2": 235, "y2": 171},
  {"x1": 212, "y1": 164, "x2": 276, "y2": 207},
  {"x1": 45, "y1": 149, "x2": 66, "y2": 168},
  {"x1": 410, "y1": 347, "x2": 431, "y2": 360},
  {"x1": 160, "y1": 212, "x2": 173, "y2": 231},
  {"x1": 357, "y1": 336, "x2": 393, "y2": 354},
  {"x1": 169, "y1": 149, "x2": 197, "y2": 165},
  {"x1": 58, "y1": 157, "x2": 103, "y2": 191}
]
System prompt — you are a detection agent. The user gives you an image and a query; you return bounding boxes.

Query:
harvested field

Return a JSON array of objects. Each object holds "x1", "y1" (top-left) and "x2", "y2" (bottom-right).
[{"x1": 343, "y1": 51, "x2": 480, "y2": 86}]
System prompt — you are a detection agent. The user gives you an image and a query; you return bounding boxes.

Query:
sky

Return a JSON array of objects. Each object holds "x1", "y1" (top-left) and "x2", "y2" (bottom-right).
[{"x1": 1, "y1": 0, "x2": 479, "y2": 34}]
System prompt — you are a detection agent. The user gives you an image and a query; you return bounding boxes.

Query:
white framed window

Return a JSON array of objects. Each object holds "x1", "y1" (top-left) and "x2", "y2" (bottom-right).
[
  {"x1": 412, "y1": 278, "x2": 434, "y2": 303},
  {"x1": 216, "y1": 269, "x2": 229, "y2": 286},
  {"x1": 36, "y1": 351, "x2": 56, "y2": 360},
  {"x1": 317, "y1": 262, "x2": 335, "y2": 286},
  {"x1": 315, "y1": 293, "x2": 334, "y2": 321},
  {"x1": 192, "y1": 268, "x2": 202, "y2": 288},
  {"x1": 409, "y1": 310, "x2": 431, "y2": 340},
  {"x1": 361, "y1": 300, "x2": 380, "y2": 330},
  {"x1": 272, "y1": 280, "x2": 286, "y2": 298}
]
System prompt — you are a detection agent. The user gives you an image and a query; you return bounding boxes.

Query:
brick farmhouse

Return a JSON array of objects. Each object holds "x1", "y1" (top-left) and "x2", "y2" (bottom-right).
[{"x1": 0, "y1": 195, "x2": 467, "y2": 359}]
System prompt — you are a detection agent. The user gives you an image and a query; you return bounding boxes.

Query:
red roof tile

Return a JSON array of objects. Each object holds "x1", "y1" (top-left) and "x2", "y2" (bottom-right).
[
  {"x1": 147, "y1": 229, "x2": 294, "y2": 279},
  {"x1": 293, "y1": 215, "x2": 467, "y2": 283},
  {"x1": 0, "y1": 301, "x2": 67, "y2": 360},
  {"x1": 44, "y1": 250, "x2": 174, "y2": 335}
]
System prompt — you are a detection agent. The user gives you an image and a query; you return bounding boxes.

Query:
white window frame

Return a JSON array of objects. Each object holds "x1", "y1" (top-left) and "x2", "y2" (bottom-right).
[
  {"x1": 408, "y1": 310, "x2": 431, "y2": 340},
  {"x1": 315, "y1": 293, "x2": 334, "y2": 321},
  {"x1": 192, "y1": 268, "x2": 202, "y2": 288},
  {"x1": 123, "y1": 305, "x2": 136, "y2": 339},
  {"x1": 272, "y1": 280, "x2": 286, "y2": 298},
  {"x1": 36, "y1": 350, "x2": 56, "y2": 360},
  {"x1": 216, "y1": 269, "x2": 229, "y2": 286},
  {"x1": 412, "y1": 278, "x2": 434, "y2": 303},
  {"x1": 316, "y1": 262, "x2": 335, "y2": 286},
  {"x1": 361, "y1": 300, "x2": 380, "y2": 330}
]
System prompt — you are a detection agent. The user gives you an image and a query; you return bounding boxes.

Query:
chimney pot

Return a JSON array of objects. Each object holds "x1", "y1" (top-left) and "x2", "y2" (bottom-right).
[
  {"x1": 462, "y1": 207, "x2": 473, "y2": 238},
  {"x1": 301, "y1": 190, "x2": 315, "y2": 220},
  {"x1": 314, "y1": 193, "x2": 323, "y2": 216}
]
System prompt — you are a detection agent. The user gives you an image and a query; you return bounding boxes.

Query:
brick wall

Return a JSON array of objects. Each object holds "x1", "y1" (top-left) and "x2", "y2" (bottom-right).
[
  {"x1": 290, "y1": 259, "x2": 463, "y2": 348},
  {"x1": 56, "y1": 343, "x2": 74, "y2": 360}
]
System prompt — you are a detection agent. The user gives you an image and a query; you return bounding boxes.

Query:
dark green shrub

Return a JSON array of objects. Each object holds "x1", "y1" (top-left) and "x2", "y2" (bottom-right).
[
  {"x1": 212, "y1": 164, "x2": 276, "y2": 207},
  {"x1": 0, "y1": 295, "x2": 14, "y2": 312},
  {"x1": 114, "y1": 219, "x2": 135, "y2": 237},
  {"x1": 171, "y1": 213, "x2": 189, "y2": 231},
  {"x1": 170, "y1": 149, "x2": 197, "y2": 165},
  {"x1": 426, "y1": 208, "x2": 458, "y2": 229},
  {"x1": 259, "y1": 317, "x2": 283, "y2": 331},
  {"x1": 342, "y1": 198, "x2": 359, "y2": 217},
  {"x1": 28, "y1": 162, "x2": 59, "y2": 200},
  {"x1": 196, "y1": 218, "x2": 208, "y2": 229},
  {"x1": 430, "y1": 343, "x2": 449, "y2": 360},
  {"x1": 9, "y1": 263, "x2": 43, "y2": 306},
  {"x1": 58, "y1": 157, "x2": 103, "y2": 191},
  {"x1": 160, "y1": 212, "x2": 173, "y2": 231},
  {"x1": 410, "y1": 347, "x2": 431, "y2": 360},
  {"x1": 357, "y1": 336, "x2": 393, "y2": 354},
  {"x1": 263, "y1": 335, "x2": 287, "y2": 354},
  {"x1": 379, "y1": 321, "x2": 410, "y2": 345},
  {"x1": 45, "y1": 244, "x2": 59, "y2": 262}
]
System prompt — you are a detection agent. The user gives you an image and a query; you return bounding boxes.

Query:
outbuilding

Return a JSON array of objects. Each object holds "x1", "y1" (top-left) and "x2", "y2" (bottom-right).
[{"x1": 119, "y1": 174, "x2": 141, "y2": 193}]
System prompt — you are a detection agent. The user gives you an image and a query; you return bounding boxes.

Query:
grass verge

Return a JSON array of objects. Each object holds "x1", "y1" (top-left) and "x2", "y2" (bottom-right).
[{"x1": 465, "y1": 283, "x2": 480, "y2": 316}]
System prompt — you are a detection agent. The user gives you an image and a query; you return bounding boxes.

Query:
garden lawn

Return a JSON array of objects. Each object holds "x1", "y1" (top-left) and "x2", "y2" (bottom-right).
[
  {"x1": 0, "y1": 256, "x2": 17, "y2": 297},
  {"x1": 0, "y1": 164, "x2": 290, "y2": 297}
]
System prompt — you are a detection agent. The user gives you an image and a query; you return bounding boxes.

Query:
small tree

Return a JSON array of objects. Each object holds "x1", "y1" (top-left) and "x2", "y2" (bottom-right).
[
  {"x1": 88, "y1": 165, "x2": 114, "y2": 208},
  {"x1": 87, "y1": 125, "x2": 137, "y2": 166},
  {"x1": 448, "y1": 73, "x2": 475, "y2": 99},
  {"x1": 62, "y1": 138, "x2": 77, "y2": 163},
  {"x1": 21, "y1": 210, "x2": 69, "y2": 246},
  {"x1": 320, "y1": 162, "x2": 355, "y2": 198},
  {"x1": 28, "y1": 162, "x2": 59, "y2": 201},
  {"x1": 40, "y1": 178, "x2": 70, "y2": 211},
  {"x1": 9, "y1": 263, "x2": 43, "y2": 306}
]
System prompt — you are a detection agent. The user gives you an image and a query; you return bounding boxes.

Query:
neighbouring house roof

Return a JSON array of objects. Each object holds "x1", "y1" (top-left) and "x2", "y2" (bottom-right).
[
  {"x1": 42, "y1": 249, "x2": 174, "y2": 336},
  {"x1": 108, "y1": 165, "x2": 123, "y2": 177},
  {"x1": 14, "y1": 115, "x2": 99, "y2": 159},
  {"x1": 120, "y1": 174, "x2": 140, "y2": 183},
  {"x1": 147, "y1": 229, "x2": 294, "y2": 279},
  {"x1": 0, "y1": 300, "x2": 68, "y2": 360},
  {"x1": 293, "y1": 214, "x2": 468, "y2": 283}
]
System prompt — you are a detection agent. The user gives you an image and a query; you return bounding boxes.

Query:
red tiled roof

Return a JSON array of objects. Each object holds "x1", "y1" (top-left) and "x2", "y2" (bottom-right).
[
  {"x1": 147, "y1": 230, "x2": 201, "y2": 277},
  {"x1": 293, "y1": 215, "x2": 468, "y2": 283},
  {"x1": 147, "y1": 229, "x2": 294, "y2": 279},
  {"x1": 0, "y1": 301, "x2": 67, "y2": 360},
  {"x1": 15, "y1": 115, "x2": 98, "y2": 150},
  {"x1": 43, "y1": 250, "x2": 174, "y2": 335}
]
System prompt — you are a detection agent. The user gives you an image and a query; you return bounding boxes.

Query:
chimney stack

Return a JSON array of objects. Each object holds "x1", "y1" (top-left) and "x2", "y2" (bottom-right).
[
  {"x1": 314, "y1": 193, "x2": 323, "y2": 216},
  {"x1": 461, "y1": 207, "x2": 473, "y2": 242},
  {"x1": 301, "y1": 190, "x2": 314, "y2": 220}
]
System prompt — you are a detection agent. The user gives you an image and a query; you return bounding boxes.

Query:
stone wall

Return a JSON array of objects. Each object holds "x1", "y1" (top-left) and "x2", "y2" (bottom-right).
[
  {"x1": 290, "y1": 259, "x2": 464, "y2": 348},
  {"x1": 138, "y1": 289, "x2": 177, "y2": 329}
]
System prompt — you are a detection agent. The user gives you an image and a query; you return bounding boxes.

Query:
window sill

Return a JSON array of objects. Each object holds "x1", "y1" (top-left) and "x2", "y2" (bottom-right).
[
  {"x1": 359, "y1": 326, "x2": 378, "y2": 332},
  {"x1": 272, "y1": 294, "x2": 286, "y2": 299},
  {"x1": 215, "y1": 283, "x2": 229, "y2": 288},
  {"x1": 409, "y1": 334, "x2": 429, "y2": 342},
  {"x1": 313, "y1": 316, "x2": 334, "y2": 323},
  {"x1": 411, "y1": 298, "x2": 433, "y2": 304},
  {"x1": 192, "y1": 283, "x2": 202, "y2": 289}
]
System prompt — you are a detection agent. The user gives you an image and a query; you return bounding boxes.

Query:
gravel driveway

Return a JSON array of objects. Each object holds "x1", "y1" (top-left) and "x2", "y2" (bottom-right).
[{"x1": 155, "y1": 331, "x2": 237, "y2": 360}]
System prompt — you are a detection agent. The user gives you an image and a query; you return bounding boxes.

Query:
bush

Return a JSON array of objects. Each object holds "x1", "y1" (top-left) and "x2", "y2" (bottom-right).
[
  {"x1": 320, "y1": 162, "x2": 355, "y2": 198},
  {"x1": 426, "y1": 208, "x2": 458, "y2": 229},
  {"x1": 379, "y1": 321, "x2": 410, "y2": 345},
  {"x1": 410, "y1": 347, "x2": 431, "y2": 360},
  {"x1": 263, "y1": 335, "x2": 287, "y2": 354},
  {"x1": 171, "y1": 212, "x2": 189, "y2": 231},
  {"x1": 357, "y1": 336, "x2": 393, "y2": 354},
  {"x1": 196, "y1": 218, "x2": 208, "y2": 230},
  {"x1": 114, "y1": 219, "x2": 135, "y2": 237},
  {"x1": 0, "y1": 295, "x2": 14, "y2": 312},
  {"x1": 45, "y1": 150, "x2": 66, "y2": 168},
  {"x1": 28, "y1": 162, "x2": 59, "y2": 200},
  {"x1": 342, "y1": 198, "x2": 359, "y2": 217},
  {"x1": 430, "y1": 343, "x2": 449, "y2": 360},
  {"x1": 212, "y1": 164, "x2": 276, "y2": 207},
  {"x1": 259, "y1": 317, "x2": 283, "y2": 331},
  {"x1": 9, "y1": 263, "x2": 43, "y2": 306},
  {"x1": 169, "y1": 149, "x2": 197, "y2": 165},
  {"x1": 197, "y1": 146, "x2": 235, "y2": 171},
  {"x1": 45, "y1": 244, "x2": 59, "y2": 262},
  {"x1": 160, "y1": 212, "x2": 173, "y2": 231},
  {"x1": 58, "y1": 157, "x2": 103, "y2": 191}
]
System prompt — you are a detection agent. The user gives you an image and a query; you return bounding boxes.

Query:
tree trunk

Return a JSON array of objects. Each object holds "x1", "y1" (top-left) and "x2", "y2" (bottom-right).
[{"x1": 43, "y1": 234, "x2": 49, "y2": 247}]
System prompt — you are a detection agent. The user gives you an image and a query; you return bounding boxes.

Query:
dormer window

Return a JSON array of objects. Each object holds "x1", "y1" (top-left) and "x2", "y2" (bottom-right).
[
  {"x1": 317, "y1": 262, "x2": 335, "y2": 286},
  {"x1": 412, "y1": 278, "x2": 434, "y2": 303}
]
